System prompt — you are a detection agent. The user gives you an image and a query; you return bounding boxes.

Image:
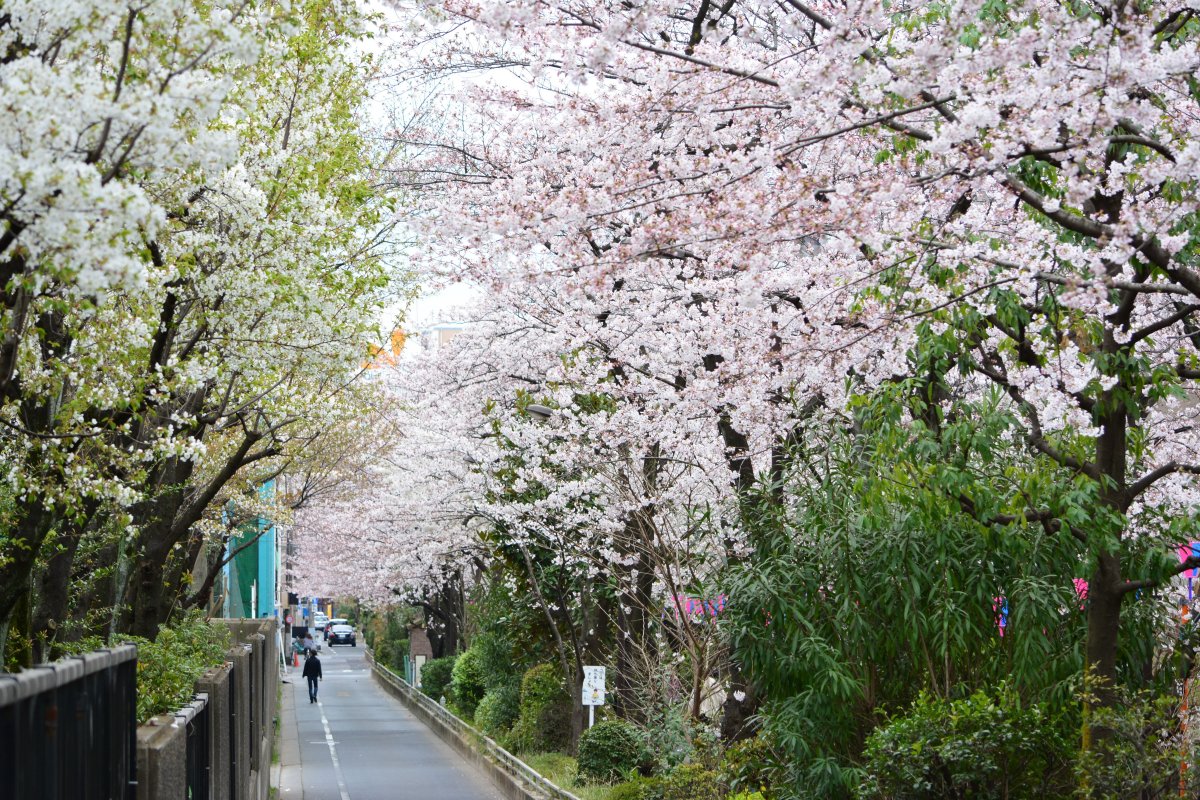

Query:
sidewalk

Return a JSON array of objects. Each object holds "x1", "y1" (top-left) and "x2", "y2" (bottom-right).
[{"x1": 273, "y1": 664, "x2": 304, "y2": 799}]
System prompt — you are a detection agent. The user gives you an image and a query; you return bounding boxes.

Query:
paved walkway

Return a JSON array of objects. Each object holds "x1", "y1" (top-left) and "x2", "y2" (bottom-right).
[{"x1": 275, "y1": 643, "x2": 501, "y2": 800}]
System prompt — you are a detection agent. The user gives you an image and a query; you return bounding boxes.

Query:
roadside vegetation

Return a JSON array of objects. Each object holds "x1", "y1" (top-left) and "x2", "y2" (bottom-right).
[{"x1": 60, "y1": 611, "x2": 231, "y2": 723}]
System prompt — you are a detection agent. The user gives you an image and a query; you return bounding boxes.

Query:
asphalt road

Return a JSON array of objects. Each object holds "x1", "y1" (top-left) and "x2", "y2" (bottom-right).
[{"x1": 277, "y1": 641, "x2": 501, "y2": 800}]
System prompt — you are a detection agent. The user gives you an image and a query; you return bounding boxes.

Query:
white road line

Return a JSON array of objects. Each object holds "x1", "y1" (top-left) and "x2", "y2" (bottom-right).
[{"x1": 318, "y1": 699, "x2": 352, "y2": 800}]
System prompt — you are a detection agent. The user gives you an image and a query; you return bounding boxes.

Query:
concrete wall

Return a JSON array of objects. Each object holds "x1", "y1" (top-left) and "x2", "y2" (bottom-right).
[
  {"x1": 196, "y1": 664, "x2": 233, "y2": 800},
  {"x1": 133, "y1": 619, "x2": 280, "y2": 800},
  {"x1": 136, "y1": 715, "x2": 187, "y2": 800}
]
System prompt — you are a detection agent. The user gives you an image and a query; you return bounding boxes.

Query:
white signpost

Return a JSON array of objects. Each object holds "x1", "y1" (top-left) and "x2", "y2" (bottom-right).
[{"x1": 582, "y1": 665, "x2": 606, "y2": 728}]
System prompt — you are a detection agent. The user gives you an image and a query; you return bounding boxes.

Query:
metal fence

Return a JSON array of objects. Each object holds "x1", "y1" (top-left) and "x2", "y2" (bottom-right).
[
  {"x1": 179, "y1": 694, "x2": 211, "y2": 800},
  {"x1": 372, "y1": 658, "x2": 584, "y2": 800},
  {"x1": 0, "y1": 645, "x2": 138, "y2": 800},
  {"x1": 228, "y1": 663, "x2": 239, "y2": 800}
]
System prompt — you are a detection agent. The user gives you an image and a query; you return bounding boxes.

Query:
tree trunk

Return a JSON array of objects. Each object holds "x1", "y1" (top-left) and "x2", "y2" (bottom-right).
[
  {"x1": 720, "y1": 661, "x2": 760, "y2": 741},
  {"x1": 128, "y1": 519, "x2": 176, "y2": 639},
  {"x1": 0, "y1": 500, "x2": 55, "y2": 664},
  {"x1": 1082, "y1": 552, "x2": 1123, "y2": 749},
  {"x1": 1082, "y1": 399, "x2": 1128, "y2": 752},
  {"x1": 570, "y1": 670, "x2": 586, "y2": 753},
  {"x1": 6, "y1": 588, "x2": 34, "y2": 669},
  {"x1": 31, "y1": 528, "x2": 84, "y2": 662},
  {"x1": 614, "y1": 549, "x2": 655, "y2": 722}
]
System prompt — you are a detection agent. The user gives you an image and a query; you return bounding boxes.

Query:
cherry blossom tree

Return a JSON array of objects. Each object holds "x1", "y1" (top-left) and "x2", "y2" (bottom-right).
[
  {"x1": 0, "y1": 0, "x2": 263, "y2": 658},
  {"x1": 0, "y1": 0, "x2": 401, "y2": 659},
  {"x1": 381, "y1": 0, "x2": 1200, "y2": 753}
]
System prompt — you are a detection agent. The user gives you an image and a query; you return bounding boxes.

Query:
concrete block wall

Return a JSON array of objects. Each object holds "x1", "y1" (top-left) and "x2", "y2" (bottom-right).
[
  {"x1": 228, "y1": 643, "x2": 253, "y2": 800},
  {"x1": 135, "y1": 714, "x2": 187, "y2": 800},
  {"x1": 133, "y1": 619, "x2": 279, "y2": 800},
  {"x1": 222, "y1": 620, "x2": 278, "y2": 800},
  {"x1": 196, "y1": 664, "x2": 233, "y2": 800}
]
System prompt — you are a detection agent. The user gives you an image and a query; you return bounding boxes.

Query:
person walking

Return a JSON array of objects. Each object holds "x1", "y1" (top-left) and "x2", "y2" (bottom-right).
[{"x1": 302, "y1": 650, "x2": 323, "y2": 703}]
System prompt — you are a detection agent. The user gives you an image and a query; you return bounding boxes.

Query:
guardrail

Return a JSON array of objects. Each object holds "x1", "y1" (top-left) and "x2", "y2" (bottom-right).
[{"x1": 371, "y1": 657, "x2": 583, "y2": 800}]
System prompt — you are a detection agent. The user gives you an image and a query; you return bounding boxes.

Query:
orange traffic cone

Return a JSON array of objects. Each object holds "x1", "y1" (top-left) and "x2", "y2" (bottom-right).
[{"x1": 293, "y1": 651, "x2": 299, "y2": 668}]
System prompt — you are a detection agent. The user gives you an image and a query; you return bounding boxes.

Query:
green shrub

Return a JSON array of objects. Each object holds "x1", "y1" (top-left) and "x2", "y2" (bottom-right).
[
  {"x1": 63, "y1": 612, "x2": 231, "y2": 724},
  {"x1": 641, "y1": 698, "x2": 694, "y2": 771},
  {"x1": 134, "y1": 615, "x2": 231, "y2": 723},
  {"x1": 508, "y1": 663, "x2": 572, "y2": 752},
  {"x1": 374, "y1": 639, "x2": 394, "y2": 669},
  {"x1": 384, "y1": 610, "x2": 406, "y2": 644},
  {"x1": 475, "y1": 684, "x2": 521, "y2": 737},
  {"x1": 859, "y1": 686, "x2": 1070, "y2": 800},
  {"x1": 578, "y1": 719, "x2": 643, "y2": 783},
  {"x1": 608, "y1": 776, "x2": 665, "y2": 800},
  {"x1": 451, "y1": 647, "x2": 488, "y2": 718},
  {"x1": 473, "y1": 628, "x2": 521, "y2": 691},
  {"x1": 720, "y1": 733, "x2": 778, "y2": 798},
  {"x1": 420, "y1": 655, "x2": 456, "y2": 700},
  {"x1": 661, "y1": 764, "x2": 725, "y2": 800},
  {"x1": 1075, "y1": 680, "x2": 1190, "y2": 800}
]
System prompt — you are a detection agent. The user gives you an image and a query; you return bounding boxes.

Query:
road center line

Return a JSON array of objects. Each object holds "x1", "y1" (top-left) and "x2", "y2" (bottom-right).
[{"x1": 318, "y1": 698, "x2": 352, "y2": 800}]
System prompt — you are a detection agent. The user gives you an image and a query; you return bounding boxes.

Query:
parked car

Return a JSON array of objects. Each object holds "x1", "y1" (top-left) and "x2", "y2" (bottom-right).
[
  {"x1": 323, "y1": 618, "x2": 348, "y2": 637},
  {"x1": 327, "y1": 624, "x2": 356, "y2": 647},
  {"x1": 313, "y1": 613, "x2": 329, "y2": 630}
]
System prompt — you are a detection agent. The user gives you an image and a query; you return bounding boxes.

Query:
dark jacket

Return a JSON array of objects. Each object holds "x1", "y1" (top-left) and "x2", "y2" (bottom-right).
[{"x1": 302, "y1": 655, "x2": 323, "y2": 680}]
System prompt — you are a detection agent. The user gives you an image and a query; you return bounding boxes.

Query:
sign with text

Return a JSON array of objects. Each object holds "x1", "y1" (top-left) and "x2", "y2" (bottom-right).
[{"x1": 582, "y1": 665, "x2": 606, "y2": 706}]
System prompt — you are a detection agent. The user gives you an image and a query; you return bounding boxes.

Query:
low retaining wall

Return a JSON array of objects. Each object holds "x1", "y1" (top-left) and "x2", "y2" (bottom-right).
[
  {"x1": 368, "y1": 650, "x2": 581, "y2": 800},
  {"x1": 135, "y1": 619, "x2": 279, "y2": 800},
  {"x1": 136, "y1": 713, "x2": 188, "y2": 798},
  {"x1": 196, "y1": 663, "x2": 233, "y2": 800}
]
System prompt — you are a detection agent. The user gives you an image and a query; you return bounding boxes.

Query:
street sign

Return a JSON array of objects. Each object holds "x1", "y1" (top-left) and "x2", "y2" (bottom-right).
[{"x1": 582, "y1": 665, "x2": 606, "y2": 706}]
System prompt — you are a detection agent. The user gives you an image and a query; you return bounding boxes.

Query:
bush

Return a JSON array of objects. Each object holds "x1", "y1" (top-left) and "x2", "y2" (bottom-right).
[
  {"x1": 1075, "y1": 680, "x2": 1190, "y2": 800},
  {"x1": 132, "y1": 615, "x2": 231, "y2": 723},
  {"x1": 473, "y1": 628, "x2": 521, "y2": 691},
  {"x1": 374, "y1": 639, "x2": 394, "y2": 669},
  {"x1": 578, "y1": 719, "x2": 643, "y2": 783},
  {"x1": 475, "y1": 684, "x2": 521, "y2": 737},
  {"x1": 63, "y1": 612, "x2": 231, "y2": 724},
  {"x1": 384, "y1": 609, "x2": 406, "y2": 644},
  {"x1": 661, "y1": 764, "x2": 725, "y2": 800},
  {"x1": 608, "y1": 776, "x2": 665, "y2": 800},
  {"x1": 508, "y1": 663, "x2": 572, "y2": 752},
  {"x1": 420, "y1": 655, "x2": 456, "y2": 700},
  {"x1": 859, "y1": 686, "x2": 1070, "y2": 800},
  {"x1": 720, "y1": 733, "x2": 778, "y2": 798},
  {"x1": 641, "y1": 698, "x2": 694, "y2": 772},
  {"x1": 451, "y1": 647, "x2": 488, "y2": 719}
]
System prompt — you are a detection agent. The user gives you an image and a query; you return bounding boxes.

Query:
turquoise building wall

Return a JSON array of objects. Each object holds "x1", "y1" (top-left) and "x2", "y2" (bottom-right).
[{"x1": 223, "y1": 479, "x2": 277, "y2": 619}]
